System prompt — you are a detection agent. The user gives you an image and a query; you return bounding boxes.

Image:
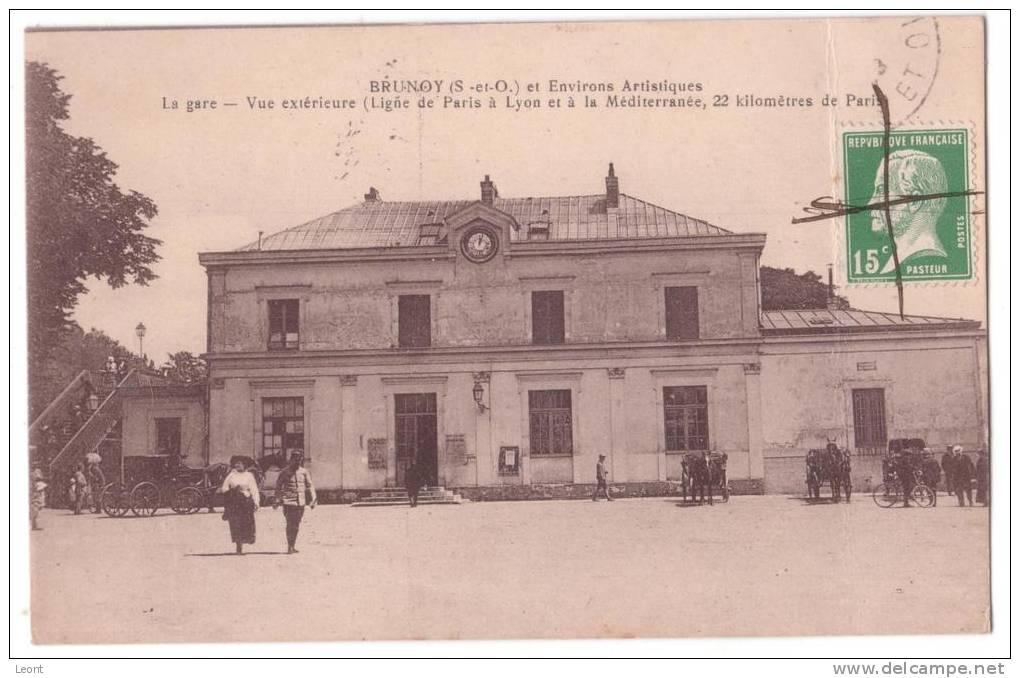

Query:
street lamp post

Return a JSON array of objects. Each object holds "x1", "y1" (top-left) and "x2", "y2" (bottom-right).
[{"x1": 135, "y1": 322, "x2": 147, "y2": 360}]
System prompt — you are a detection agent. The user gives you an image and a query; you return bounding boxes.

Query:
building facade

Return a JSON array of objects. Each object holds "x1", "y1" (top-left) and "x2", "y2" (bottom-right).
[{"x1": 197, "y1": 167, "x2": 987, "y2": 498}]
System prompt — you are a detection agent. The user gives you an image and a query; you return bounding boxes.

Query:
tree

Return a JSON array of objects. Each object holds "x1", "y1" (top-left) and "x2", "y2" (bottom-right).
[
  {"x1": 760, "y1": 266, "x2": 850, "y2": 311},
  {"x1": 26, "y1": 62, "x2": 160, "y2": 402},
  {"x1": 29, "y1": 325, "x2": 145, "y2": 418},
  {"x1": 159, "y1": 351, "x2": 207, "y2": 385}
]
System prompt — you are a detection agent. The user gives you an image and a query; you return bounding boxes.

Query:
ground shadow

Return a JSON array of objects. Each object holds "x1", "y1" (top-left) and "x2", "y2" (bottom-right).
[{"x1": 788, "y1": 496, "x2": 852, "y2": 506}]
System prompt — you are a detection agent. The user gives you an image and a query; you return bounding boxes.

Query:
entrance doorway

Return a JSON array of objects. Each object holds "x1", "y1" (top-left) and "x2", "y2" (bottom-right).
[{"x1": 394, "y1": 393, "x2": 438, "y2": 486}]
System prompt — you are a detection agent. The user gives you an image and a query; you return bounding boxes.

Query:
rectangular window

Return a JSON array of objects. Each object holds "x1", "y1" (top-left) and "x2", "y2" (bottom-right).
[
  {"x1": 528, "y1": 389, "x2": 573, "y2": 456},
  {"x1": 268, "y1": 299, "x2": 300, "y2": 350},
  {"x1": 852, "y1": 388, "x2": 887, "y2": 455},
  {"x1": 532, "y1": 290, "x2": 565, "y2": 345},
  {"x1": 261, "y1": 396, "x2": 306, "y2": 467},
  {"x1": 663, "y1": 386, "x2": 709, "y2": 451},
  {"x1": 398, "y1": 295, "x2": 432, "y2": 348},
  {"x1": 665, "y1": 286, "x2": 699, "y2": 340},
  {"x1": 154, "y1": 417, "x2": 182, "y2": 457}
]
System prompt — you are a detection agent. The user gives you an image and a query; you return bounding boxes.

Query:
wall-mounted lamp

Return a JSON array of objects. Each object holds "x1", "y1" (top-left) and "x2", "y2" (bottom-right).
[{"x1": 472, "y1": 381, "x2": 488, "y2": 413}]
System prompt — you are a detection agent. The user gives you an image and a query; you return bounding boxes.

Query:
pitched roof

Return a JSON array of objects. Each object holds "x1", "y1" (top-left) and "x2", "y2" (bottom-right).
[
  {"x1": 237, "y1": 193, "x2": 732, "y2": 252},
  {"x1": 761, "y1": 308, "x2": 981, "y2": 335}
]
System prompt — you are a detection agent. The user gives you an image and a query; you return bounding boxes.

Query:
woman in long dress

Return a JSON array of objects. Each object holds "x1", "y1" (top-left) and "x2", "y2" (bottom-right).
[{"x1": 218, "y1": 456, "x2": 260, "y2": 554}]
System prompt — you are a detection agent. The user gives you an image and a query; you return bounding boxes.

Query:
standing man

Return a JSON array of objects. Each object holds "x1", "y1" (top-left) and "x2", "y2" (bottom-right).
[
  {"x1": 592, "y1": 454, "x2": 613, "y2": 501},
  {"x1": 975, "y1": 450, "x2": 989, "y2": 506},
  {"x1": 952, "y1": 445, "x2": 974, "y2": 507},
  {"x1": 274, "y1": 451, "x2": 316, "y2": 554},
  {"x1": 70, "y1": 463, "x2": 89, "y2": 515},
  {"x1": 893, "y1": 450, "x2": 914, "y2": 508},
  {"x1": 30, "y1": 467, "x2": 47, "y2": 530},
  {"x1": 941, "y1": 446, "x2": 957, "y2": 498},
  {"x1": 920, "y1": 450, "x2": 942, "y2": 507},
  {"x1": 405, "y1": 460, "x2": 421, "y2": 508}
]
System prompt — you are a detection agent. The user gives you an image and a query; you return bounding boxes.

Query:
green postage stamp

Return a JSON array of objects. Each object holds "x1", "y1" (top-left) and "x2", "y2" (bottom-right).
[{"x1": 843, "y1": 128, "x2": 972, "y2": 283}]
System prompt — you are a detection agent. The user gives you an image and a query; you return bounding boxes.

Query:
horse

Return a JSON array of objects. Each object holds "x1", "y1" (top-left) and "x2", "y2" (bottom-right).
[
  {"x1": 828, "y1": 442, "x2": 852, "y2": 503},
  {"x1": 806, "y1": 443, "x2": 852, "y2": 502}
]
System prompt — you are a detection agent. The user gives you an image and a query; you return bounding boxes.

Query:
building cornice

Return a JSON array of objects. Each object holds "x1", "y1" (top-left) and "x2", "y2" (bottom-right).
[
  {"x1": 197, "y1": 233, "x2": 767, "y2": 268},
  {"x1": 203, "y1": 337, "x2": 764, "y2": 369}
]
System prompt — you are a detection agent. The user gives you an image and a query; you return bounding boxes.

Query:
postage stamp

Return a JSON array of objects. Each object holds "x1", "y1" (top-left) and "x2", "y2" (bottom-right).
[{"x1": 843, "y1": 128, "x2": 972, "y2": 283}]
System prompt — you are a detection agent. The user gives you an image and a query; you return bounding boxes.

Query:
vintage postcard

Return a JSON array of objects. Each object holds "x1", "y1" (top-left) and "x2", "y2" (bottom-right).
[{"x1": 21, "y1": 16, "x2": 991, "y2": 646}]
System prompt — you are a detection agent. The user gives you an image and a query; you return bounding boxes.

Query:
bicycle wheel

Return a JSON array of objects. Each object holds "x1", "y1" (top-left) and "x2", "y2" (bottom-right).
[
  {"x1": 911, "y1": 484, "x2": 936, "y2": 508},
  {"x1": 172, "y1": 486, "x2": 204, "y2": 515},
  {"x1": 100, "y1": 482, "x2": 130, "y2": 517},
  {"x1": 130, "y1": 481, "x2": 161, "y2": 517},
  {"x1": 872, "y1": 482, "x2": 901, "y2": 508}
]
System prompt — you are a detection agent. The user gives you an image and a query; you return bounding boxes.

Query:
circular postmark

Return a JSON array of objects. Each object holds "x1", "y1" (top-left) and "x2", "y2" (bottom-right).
[{"x1": 871, "y1": 17, "x2": 941, "y2": 125}]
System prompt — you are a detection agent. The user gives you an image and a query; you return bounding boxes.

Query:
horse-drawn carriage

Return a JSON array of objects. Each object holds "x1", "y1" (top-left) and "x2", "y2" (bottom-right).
[
  {"x1": 99, "y1": 455, "x2": 260, "y2": 517},
  {"x1": 805, "y1": 442, "x2": 852, "y2": 502},
  {"x1": 677, "y1": 451, "x2": 729, "y2": 505}
]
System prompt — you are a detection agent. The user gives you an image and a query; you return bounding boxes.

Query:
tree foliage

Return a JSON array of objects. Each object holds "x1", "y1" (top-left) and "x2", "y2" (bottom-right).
[
  {"x1": 159, "y1": 351, "x2": 207, "y2": 385},
  {"x1": 27, "y1": 61, "x2": 161, "y2": 406},
  {"x1": 29, "y1": 324, "x2": 147, "y2": 418},
  {"x1": 760, "y1": 266, "x2": 850, "y2": 311}
]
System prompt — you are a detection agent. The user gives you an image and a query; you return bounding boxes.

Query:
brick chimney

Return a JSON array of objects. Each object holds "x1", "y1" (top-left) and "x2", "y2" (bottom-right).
[
  {"x1": 605, "y1": 163, "x2": 619, "y2": 208},
  {"x1": 364, "y1": 187, "x2": 380, "y2": 202},
  {"x1": 480, "y1": 175, "x2": 498, "y2": 205}
]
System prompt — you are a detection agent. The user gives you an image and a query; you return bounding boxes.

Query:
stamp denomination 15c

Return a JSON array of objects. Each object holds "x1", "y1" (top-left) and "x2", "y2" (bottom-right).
[{"x1": 843, "y1": 128, "x2": 972, "y2": 283}]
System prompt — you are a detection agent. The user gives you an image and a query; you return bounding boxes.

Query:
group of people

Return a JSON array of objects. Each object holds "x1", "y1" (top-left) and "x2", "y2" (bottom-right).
[
  {"x1": 218, "y1": 451, "x2": 317, "y2": 555},
  {"x1": 886, "y1": 444, "x2": 989, "y2": 508}
]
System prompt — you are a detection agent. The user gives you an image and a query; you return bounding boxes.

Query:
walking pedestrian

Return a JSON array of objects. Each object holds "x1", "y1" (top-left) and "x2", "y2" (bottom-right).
[
  {"x1": 952, "y1": 445, "x2": 974, "y2": 507},
  {"x1": 592, "y1": 454, "x2": 612, "y2": 501},
  {"x1": 218, "y1": 456, "x2": 260, "y2": 555},
  {"x1": 975, "y1": 450, "x2": 989, "y2": 507},
  {"x1": 274, "y1": 451, "x2": 316, "y2": 554},
  {"x1": 921, "y1": 450, "x2": 942, "y2": 507},
  {"x1": 405, "y1": 460, "x2": 421, "y2": 508},
  {"x1": 30, "y1": 467, "x2": 47, "y2": 530}
]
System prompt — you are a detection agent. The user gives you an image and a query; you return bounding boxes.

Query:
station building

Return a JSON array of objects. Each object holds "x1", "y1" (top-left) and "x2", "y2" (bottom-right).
[{"x1": 195, "y1": 166, "x2": 987, "y2": 499}]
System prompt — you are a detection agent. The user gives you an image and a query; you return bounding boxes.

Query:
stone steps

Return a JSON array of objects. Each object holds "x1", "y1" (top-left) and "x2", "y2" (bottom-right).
[{"x1": 351, "y1": 486, "x2": 463, "y2": 507}]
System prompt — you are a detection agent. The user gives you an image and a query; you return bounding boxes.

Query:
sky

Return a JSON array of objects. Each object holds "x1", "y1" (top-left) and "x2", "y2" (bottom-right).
[{"x1": 23, "y1": 18, "x2": 986, "y2": 362}]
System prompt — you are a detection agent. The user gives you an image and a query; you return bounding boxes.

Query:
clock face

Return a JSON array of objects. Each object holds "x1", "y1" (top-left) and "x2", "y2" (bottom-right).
[{"x1": 461, "y1": 228, "x2": 498, "y2": 263}]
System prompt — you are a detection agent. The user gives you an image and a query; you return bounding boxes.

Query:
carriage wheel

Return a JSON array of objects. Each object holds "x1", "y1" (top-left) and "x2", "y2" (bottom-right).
[
  {"x1": 172, "y1": 486, "x2": 205, "y2": 515},
  {"x1": 911, "y1": 484, "x2": 936, "y2": 508},
  {"x1": 872, "y1": 482, "x2": 901, "y2": 508},
  {"x1": 130, "y1": 482, "x2": 161, "y2": 517},
  {"x1": 100, "y1": 483, "x2": 130, "y2": 517}
]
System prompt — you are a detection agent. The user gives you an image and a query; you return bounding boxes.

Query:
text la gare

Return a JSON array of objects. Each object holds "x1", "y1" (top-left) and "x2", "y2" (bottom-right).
[{"x1": 162, "y1": 97, "x2": 219, "y2": 113}]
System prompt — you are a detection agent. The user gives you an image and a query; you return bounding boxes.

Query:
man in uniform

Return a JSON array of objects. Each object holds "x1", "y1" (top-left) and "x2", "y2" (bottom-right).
[
  {"x1": 951, "y1": 445, "x2": 974, "y2": 507},
  {"x1": 274, "y1": 451, "x2": 317, "y2": 553}
]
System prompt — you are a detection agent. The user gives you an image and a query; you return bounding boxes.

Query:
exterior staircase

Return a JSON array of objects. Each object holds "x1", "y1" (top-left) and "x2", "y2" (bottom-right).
[{"x1": 351, "y1": 486, "x2": 464, "y2": 507}]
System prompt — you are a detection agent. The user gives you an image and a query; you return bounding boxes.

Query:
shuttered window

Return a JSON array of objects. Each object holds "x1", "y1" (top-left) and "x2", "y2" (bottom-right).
[
  {"x1": 398, "y1": 295, "x2": 432, "y2": 348},
  {"x1": 665, "y1": 286, "x2": 699, "y2": 340},
  {"x1": 852, "y1": 388, "x2": 887, "y2": 455},
  {"x1": 532, "y1": 291, "x2": 565, "y2": 345}
]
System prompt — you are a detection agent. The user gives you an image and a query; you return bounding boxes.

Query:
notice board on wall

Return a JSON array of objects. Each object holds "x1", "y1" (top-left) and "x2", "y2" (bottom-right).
[{"x1": 367, "y1": 437, "x2": 387, "y2": 469}]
